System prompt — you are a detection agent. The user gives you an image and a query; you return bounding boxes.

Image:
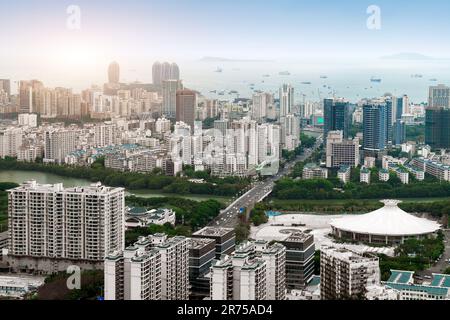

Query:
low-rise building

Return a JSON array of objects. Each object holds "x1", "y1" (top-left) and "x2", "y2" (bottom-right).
[
  {"x1": 379, "y1": 168, "x2": 390, "y2": 182},
  {"x1": 125, "y1": 207, "x2": 176, "y2": 229},
  {"x1": 360, "y1": 167, "x2": 371, "y2": 184},
  {"x1": 337, "y1": 165, "x2": 351, "y2": 184},
  {"x1": 302, "y1": 163, "x2": 328, "y2": 180}
]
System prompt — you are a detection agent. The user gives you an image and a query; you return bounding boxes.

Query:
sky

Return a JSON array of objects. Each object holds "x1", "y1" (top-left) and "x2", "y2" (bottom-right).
[{"x1": 2, "y1": 0, "x2": 450, "y2": 93}]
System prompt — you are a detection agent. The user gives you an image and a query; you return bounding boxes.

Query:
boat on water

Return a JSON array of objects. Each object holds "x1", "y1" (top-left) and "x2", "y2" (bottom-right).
[
  {"x1": 279, "y1": 71, "x2": 291, "y2": 76},
  {"x1": 218, "y1": 90, "x2": 225, "y2": 95},
  {"x1": 262, "y1": 74, "x2": 270, "y2": 77},
  {"x1": 209, "y1": 90, "x2": 217, "y2": 93},
  {"x1": 429, "y1": 78, "x2": 438, "y2": 81},
  {"x1": 370, "y1": 77, "x2": 382, "y2": 83},
  {"x1": 229, "y1": 90, "x2": 238, "y2": 94},
  {"x1": 320, "y1": 75, "x2": 328, "y2": 79},
  {"x1": 411, "y1": 74, "x2": 423, "y2": 78},
  {"x1": 214, "y1": 67, "x2": 223, "y2": 73},
  {"x1": 301, "y1": 81, "x2": 312, "y2": 85}
]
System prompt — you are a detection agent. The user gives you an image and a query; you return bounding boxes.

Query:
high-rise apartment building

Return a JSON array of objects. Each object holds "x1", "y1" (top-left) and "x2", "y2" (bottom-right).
[
  {"x1": 104, "y1": 234, "x2": 189, "y2": 300},
  {"x1": 326, "y1": 131, "x2": 360, "y2": 168},
  {"x1": 279, "y1": 84, "x2": 294, "y2": 118},
  {"x1": 152, "y1": 62, "x2": 180, "y2": 85},
  {"x1": 320, "y1": 246, "x2": 380, "y2": 300},
  {"x1": 252, "y1": 92, "x2": 273, "y2": 121},
  {"x1": 210, "y1": 241, "x2": 286, "y2": 300},
  {"x1": 44, "y1": 129, "x2": 78, "y2": 164},
  {"x1": 162, "y1": 80, "x2": 183, "y2": 119},
  {"x1": 0, "y1": 127, "x2": 23, "y2": 158},
  {"x1": 176, "y1": 90, "x2": 197, "y2": 129},
  {"x1": 108, "y1": 62, "x2": 120, "y2": 84},
  {"x1": 8, "y1": 181, "x2": 125, "y2": 273},
  {"x1": 94, "y1": 124, "x2": 117, "y2": 147},
  {"x1": 0, "y1": 79, "x2": 11, "y2": 97}
]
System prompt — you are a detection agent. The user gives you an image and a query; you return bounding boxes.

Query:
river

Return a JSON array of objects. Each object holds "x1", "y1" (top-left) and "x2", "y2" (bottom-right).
[{"x1": 0, "y1": 170, "x2": 232, "y2": 203}]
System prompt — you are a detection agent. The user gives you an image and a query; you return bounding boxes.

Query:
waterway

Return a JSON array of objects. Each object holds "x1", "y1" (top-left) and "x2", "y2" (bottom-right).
[{"x1": 0, "y1": 170, "x2": 231, "y2": 203}]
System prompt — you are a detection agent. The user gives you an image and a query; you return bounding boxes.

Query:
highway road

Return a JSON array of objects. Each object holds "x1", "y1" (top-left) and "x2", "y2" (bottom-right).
[{"x1": 209, "y1": 135, "x2": 323, "y2": 228}]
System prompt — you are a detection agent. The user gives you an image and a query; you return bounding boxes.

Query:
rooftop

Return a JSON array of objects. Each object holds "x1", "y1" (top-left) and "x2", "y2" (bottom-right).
[
  {"x1": 193, "y1": 227, "x2": 234, "y2": 237},
  {"x1": 330, "y1": 200, "x2": 441, "y2": 236}
]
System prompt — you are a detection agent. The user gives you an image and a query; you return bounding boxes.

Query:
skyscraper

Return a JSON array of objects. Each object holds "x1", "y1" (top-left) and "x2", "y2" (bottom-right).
[
  {"x1": 425, "y1": 107, "x2": 450, "y2": 149},
  {"x1": 323, "y1": 98, "x2": 351, "y2": 139},
  {"x1": 428, "y1": 84, "x2": 450, "y2": 108},
  {"x1": 170, "y1": 63, "x2": 180, "y2": 80},
  {"x1": 108, "y1": 62, "x2": 120, "y2": 84},
  {"x1": 279, "y1": 84, "x2": 294, "y2": 118},
  {"x1": 0, "y1": 79, "x2": 11, "y2": 96},
  {"x1": 176, "y1": 90, "x2": 197, "y2": 129},
  {"x1": 19, "y1": 80, "x2": 44, "y2": 114},
  {"x1": 393, "y1": 120, "x2": 406, "y2": 146},
  {"x1": 363, "y1": 104, "x2": 387, "y2": 152},
  {"x1": 152, "y1": 61, "x2": 162, "y2": 85},
  {"x1": 162, "y1": 80, "x2": 183, "y2": 119}
]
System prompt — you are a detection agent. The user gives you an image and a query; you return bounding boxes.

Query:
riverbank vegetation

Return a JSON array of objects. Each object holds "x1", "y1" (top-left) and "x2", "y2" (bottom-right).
[
  {"x1": 124, "y1": 196, "x2": 223, "y2": 245},
  {"x1": 0, "y1": 157, "x2": 249, "y2": 197},
  {"x1": 0, "y1": 182, "x2": 18, "y2": 231}
]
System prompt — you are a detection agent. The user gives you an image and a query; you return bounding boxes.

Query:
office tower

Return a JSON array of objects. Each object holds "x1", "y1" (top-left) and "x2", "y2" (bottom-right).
[
  {"x1": 261, "y1": 243, "x2": 286, "y2": 300},
  {"x1": 425, "y1": 106, "x2": 450, "y2": 149},
  {"x1": 188, "y1": 238, "x2": 216, "y2": 299},
  {"x1": 0, "y1": 127, "x2": 23, "y2": 158},
  {"x1": 170, "y1": 63, "x2": 180, "y2": 80},
  {"x1": 280, "y1": 232, "x2": 315, "y2": 289},
  {"x1": 94, "y1": 124, "x2": 117, "y2": 147},
  {"x1": 324, "y1": 98, "x2": 351, "y2": 139},
  {"x1": 108, "y1": 61, "x2": 120, "y2": 84},
  {"x1": 393, "y1": 120, "x2": 406, "y2": 145},
  {"x1": 19, "y1": 80, "x2": 44, "y2": 113},
  {"x1": 162, "y1": 80, "x2": 183, "y2": 119},
  {"x1": 320, "y1": 246, "x2": 380, "y2": 300},
  {"x1": 8, "y1": 181, "x2": 125, "y2": 273},
  {"x1": 280, "y1": 114, "x2": 300, "y2": 151},
  {"x1": 0, "y1": 79, "x2": 11, "y2": 96},
  {"x1": 192, "y1": 227, "x2": 235, "y2": 260},
  {"x1": 44, "y1": 130, "x2": 78, "y2": 164},
  {"x1": 385, "y1": 99, "x2": 393, "y2": 143},
  {"x1": 176, "y1": 90, "x2": 197, "y2": 129},
  {"x1": 428, "y1": 84, "x2": 450, "y2": 108},
  {"x1": 152, "y1": 62, "x2": 162, "y2": 85},
  {"x1": 326, "y1": 131, "x2": 360, "y2": 168},
  {"x1": 279, "y1": 84, "x2": 294, "y2": 117},
  {"x1": 105, "y1": 234, "x2": 189, "y2": 300},
  {"x1": 363, "y1": 104, "x2": 387, "y2": 152}
]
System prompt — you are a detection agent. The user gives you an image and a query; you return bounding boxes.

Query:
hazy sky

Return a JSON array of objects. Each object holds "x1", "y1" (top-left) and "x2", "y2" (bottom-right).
[{"x1": 2, "y1": 0, "x2": 450, "y2": 91}]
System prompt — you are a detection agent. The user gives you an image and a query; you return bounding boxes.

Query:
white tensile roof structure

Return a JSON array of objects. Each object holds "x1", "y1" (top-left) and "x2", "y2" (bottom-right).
[{"x1": 330, "y1": 200, "x2": 441, "y2": 236}]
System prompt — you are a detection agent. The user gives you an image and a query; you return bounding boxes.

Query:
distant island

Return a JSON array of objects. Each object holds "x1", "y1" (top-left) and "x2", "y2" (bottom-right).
[
  {"x1": 199, "y1": 56, "x2": 274, "y2": 63},
  {"x1": 380, "y1": 52, "x2": 434, "y2": 60}
]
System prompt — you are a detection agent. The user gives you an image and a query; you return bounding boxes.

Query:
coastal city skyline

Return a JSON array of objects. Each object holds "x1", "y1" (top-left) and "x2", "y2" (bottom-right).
[{"x1": 1, "y1": 0, "x2": 450, "y2": 306}]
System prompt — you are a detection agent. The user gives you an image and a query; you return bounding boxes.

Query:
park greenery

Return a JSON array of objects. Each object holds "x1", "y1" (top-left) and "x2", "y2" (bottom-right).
[
  {"x1": 249, "y1": 203, "x2": 269, "y2": 226},
  {"x1": 378, "y1": 232, "x2": 445, "y2": 281},
  {"x1": 124, "y1": 196, "x2": 223, "y2": 245},
  {"x1": 272, "y1": 174, "x2": 450, "y2": 206},
  {"x1": 0, "y1": 157, "x2": 249, "y2": 197}
]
